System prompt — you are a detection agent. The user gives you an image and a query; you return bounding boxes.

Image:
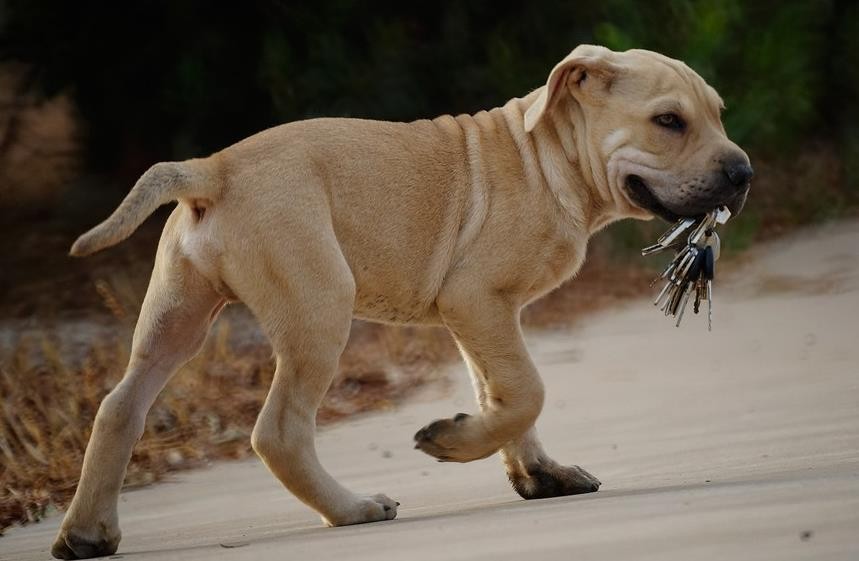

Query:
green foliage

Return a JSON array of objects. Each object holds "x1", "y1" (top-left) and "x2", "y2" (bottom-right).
[
  {"x1": 725, "y1": 211, "x2": 762, "y2": 252},
  {"x1": 831, "y1": 0, "x2": 859, "y2": 191},
  {"x1": 2, "y1": 1, "x2": 851, "y2": 166},
  {"x1": 594, "y1": 0, "x2": 832, "y2": 153},
  {"x1": 1, "y1": 0, "x2": 856, "y2": 248},
  {"x1": 0, "y1": 2, "x2": 594, "y2": 168}
]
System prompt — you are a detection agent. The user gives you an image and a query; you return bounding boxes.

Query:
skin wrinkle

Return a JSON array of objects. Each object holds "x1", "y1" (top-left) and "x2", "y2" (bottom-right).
[
  {"x1": 547, "y1": 102, "x2": 595, "y2": 230},
  {"x1": 554, "y1": 87, "x2": 644, "y2": 229},
  {"x1": 654, "y1": 55, "x2": 724, "y2": 125},
  {"x1": 607, "y1": 148, "x2": 679, "y2": 210},
  {"x1": 409, "y1": 116, "x2": 472, "y2": 313},
  {"x1": 601, "y1": 128, "x2": 630, "y2": 155},
  {"x1": 450, "y1": 113, "x2": 490, "y2": 265},
  {"x1": 510, "y1": 96, "x2": 594, "y2": 233},
  {"x1": 569, "y1": 107, "x2": 611, "y2": 209},
  {"x1": 500, "y1": 96, "x2": 579, "y2": 228}
]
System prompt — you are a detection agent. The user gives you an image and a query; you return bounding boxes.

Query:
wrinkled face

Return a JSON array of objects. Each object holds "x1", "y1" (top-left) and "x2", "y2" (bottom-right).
[
  {"x1": 525, "y1": 46, "x2": 752, "y2": 221},
  {"x1": 602, "y1": 50, "x2": 751, "y2": 220}
]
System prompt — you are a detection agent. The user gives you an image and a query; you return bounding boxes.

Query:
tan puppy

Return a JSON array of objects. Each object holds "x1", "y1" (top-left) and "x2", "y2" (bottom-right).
[{"x1": 52, "y1": 45, "x2": 751, "y2": 559}]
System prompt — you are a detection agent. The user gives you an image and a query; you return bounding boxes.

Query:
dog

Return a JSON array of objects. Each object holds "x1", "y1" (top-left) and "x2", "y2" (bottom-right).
[{"x1": 51, "y1": 44, "x2": 752, "y2": 559}]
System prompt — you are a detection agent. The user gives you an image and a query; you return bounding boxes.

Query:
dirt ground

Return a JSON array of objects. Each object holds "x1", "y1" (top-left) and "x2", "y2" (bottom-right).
[{"x1": 3, "y1": 219, "x2": 859, "y2": 561}]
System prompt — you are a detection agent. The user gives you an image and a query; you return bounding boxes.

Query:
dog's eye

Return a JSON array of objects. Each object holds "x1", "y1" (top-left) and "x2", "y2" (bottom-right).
[{"x1": 653, "y1": 113, "x2": 685, "y2": 131}]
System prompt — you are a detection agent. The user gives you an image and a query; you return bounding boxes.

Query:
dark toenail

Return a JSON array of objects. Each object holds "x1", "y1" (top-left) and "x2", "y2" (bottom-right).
[
  {"x1": 396, "y1": 501, "x2": 400, "y2": 506},
  {"x1": 454, "y1": 413, "x2": 470, "y2": 422},
  {"x1": 384, "y1": 505, "x2": 390, "y2": 511}
]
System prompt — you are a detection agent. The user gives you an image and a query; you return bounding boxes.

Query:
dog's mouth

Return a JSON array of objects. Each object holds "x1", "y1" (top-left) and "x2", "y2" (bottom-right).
[
  {"x1": 624, "y1": 175, "x2": 680, "y2": 222},
  {"x1": 624, "y1": 175, "x2": 748, "y2": 222}
]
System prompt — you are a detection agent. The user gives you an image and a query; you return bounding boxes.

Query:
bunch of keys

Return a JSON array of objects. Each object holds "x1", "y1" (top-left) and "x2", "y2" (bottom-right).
[{"x1": 641, "y1": 206, "x2": 731, "y2": 330}]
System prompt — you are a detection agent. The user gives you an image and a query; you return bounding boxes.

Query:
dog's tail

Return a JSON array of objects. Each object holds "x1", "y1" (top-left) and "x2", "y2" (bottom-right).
[{"x1": 70, "y1": 159, "x2": 218, "y2": 257}]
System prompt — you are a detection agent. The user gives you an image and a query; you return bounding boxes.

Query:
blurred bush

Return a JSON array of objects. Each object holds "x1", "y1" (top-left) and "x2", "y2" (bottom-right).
[{"x1": 0, "y1": 64, "x2": 80, "y2": 210}]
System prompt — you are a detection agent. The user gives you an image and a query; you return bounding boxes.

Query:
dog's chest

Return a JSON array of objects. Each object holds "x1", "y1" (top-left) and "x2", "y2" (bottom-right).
[{"x1": 523, "y1": 238, "x2": 588, "y2": 302}]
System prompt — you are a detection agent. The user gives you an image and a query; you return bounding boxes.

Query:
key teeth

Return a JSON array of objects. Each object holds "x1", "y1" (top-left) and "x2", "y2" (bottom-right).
[
  {"x1": 674, "y1": 283, "x2": 693, "y2": 327},
  {"x1": 707, "y1": 279, "x2": 713, "y2": 331},
  {"x1": 654, "y1": 281, "x2": 672, "y2": 307}
]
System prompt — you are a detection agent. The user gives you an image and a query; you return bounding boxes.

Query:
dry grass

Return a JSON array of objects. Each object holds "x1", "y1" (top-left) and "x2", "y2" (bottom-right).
[{"x1": 0, "y1": 277, "x2": 456, "y2": 534}]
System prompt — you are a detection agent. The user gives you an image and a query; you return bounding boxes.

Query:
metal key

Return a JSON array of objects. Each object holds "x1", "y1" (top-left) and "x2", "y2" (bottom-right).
[
  {"x1": 661, "y1": 247, "x2": 698, "y2": 313},
  {"x1": 714, "y1": 206, "x2": 732, "y2": 225},
  {"x1": 675, "y1": 246, "x2": 705, "y2": 327},
  {"x1": 692, "y1": 228, "x2": 719, "y2": 310},
  {"x1": 650, "y1": 245, "x2": 690, "y2": 287},
  {"x1": 669, "y1": 245, "x2": 704, "y2": 318},
  {"x1": 701, "y1": 245, "x2": 716, "y2": 331},
  {"x1": 654, "y1": 245, "x2": 694, "y2": 307},
  {"x1": 643, "y1": 206, "x2": 728, "y2": 329},
  {"x1": 693, "y1": 276, "x2": 706, "y2": 314},
  {"x1": 704, "y1": 229, "x2": 721, "y2": 261},
  {"x1": 641, "y1": 217, "x2": 697, "y2": 256},
  {"x1": 674, "y1": 282, "x2": 694, "y2": 326},
  {"x1": 687, "y1": 212, "x2": 717, "y2": 247}
]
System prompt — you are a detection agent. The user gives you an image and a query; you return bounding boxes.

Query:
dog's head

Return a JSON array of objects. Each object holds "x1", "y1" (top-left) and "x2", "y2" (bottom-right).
[{"x1": 525, "y1": 45, "x2": 751, "y2": 222}]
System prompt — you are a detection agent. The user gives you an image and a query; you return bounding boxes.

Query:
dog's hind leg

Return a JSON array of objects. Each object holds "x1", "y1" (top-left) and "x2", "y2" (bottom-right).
[
  {"x1": 233, "y1": 226, "x2": 398, "y2": 528},
  {"x1": 52, "y1": 211, "x2": 224, "y2": 560}
]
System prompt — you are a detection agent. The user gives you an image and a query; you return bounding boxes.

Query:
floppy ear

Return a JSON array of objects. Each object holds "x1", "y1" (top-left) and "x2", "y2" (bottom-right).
[{"x1": 524, "y1": 45, "x2": 622, "y2": 133}]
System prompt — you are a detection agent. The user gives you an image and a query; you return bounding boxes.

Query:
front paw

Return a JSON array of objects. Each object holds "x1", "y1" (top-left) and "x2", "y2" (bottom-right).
[
  {"x1": 51, "y1": 525, "x2": 120, "y2": 560},
  {"x1": 413, "y1": 413, "x2": 495, "y2": 462},
  {"x1": 509, "y1": 462, "x2": 601, "y2": 500},
  {"x1": 323, "y1": 493, "x2": 399, "y2": 527}
]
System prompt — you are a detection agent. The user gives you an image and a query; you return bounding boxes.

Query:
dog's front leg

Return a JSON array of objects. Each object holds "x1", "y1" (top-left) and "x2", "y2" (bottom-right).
[
  {"x1": 500, "y1": 428, "x2": 601, "y2": 499},
  {"x1": 414, "y1": 294, "x2": 544, "y2": 462},
  {"x1": 461, "y1": 345, "x2": 601, "y2": 497},
  {"x1": 456, "y1": 341, "x2": 602, "y2": 497}
]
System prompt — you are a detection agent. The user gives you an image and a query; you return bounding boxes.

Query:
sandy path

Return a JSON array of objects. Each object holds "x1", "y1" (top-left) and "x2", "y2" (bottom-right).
[{"x1": 3, "y1": 220, "x2": 859, "y2": 561}]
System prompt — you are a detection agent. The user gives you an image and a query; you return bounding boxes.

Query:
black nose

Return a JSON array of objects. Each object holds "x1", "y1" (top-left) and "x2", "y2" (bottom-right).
[{"x1": 724, "y1": 161, "x2": 754, "y2": 187}]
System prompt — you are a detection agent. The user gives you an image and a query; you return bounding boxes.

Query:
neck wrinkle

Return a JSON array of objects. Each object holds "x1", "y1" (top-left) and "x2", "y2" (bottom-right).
[
  {"x1": 499, "y1": 96, "x2": 582, "y2": 234},
  {"x1": 505, "y1": 93, "x2": 619, "y2": 235}
]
